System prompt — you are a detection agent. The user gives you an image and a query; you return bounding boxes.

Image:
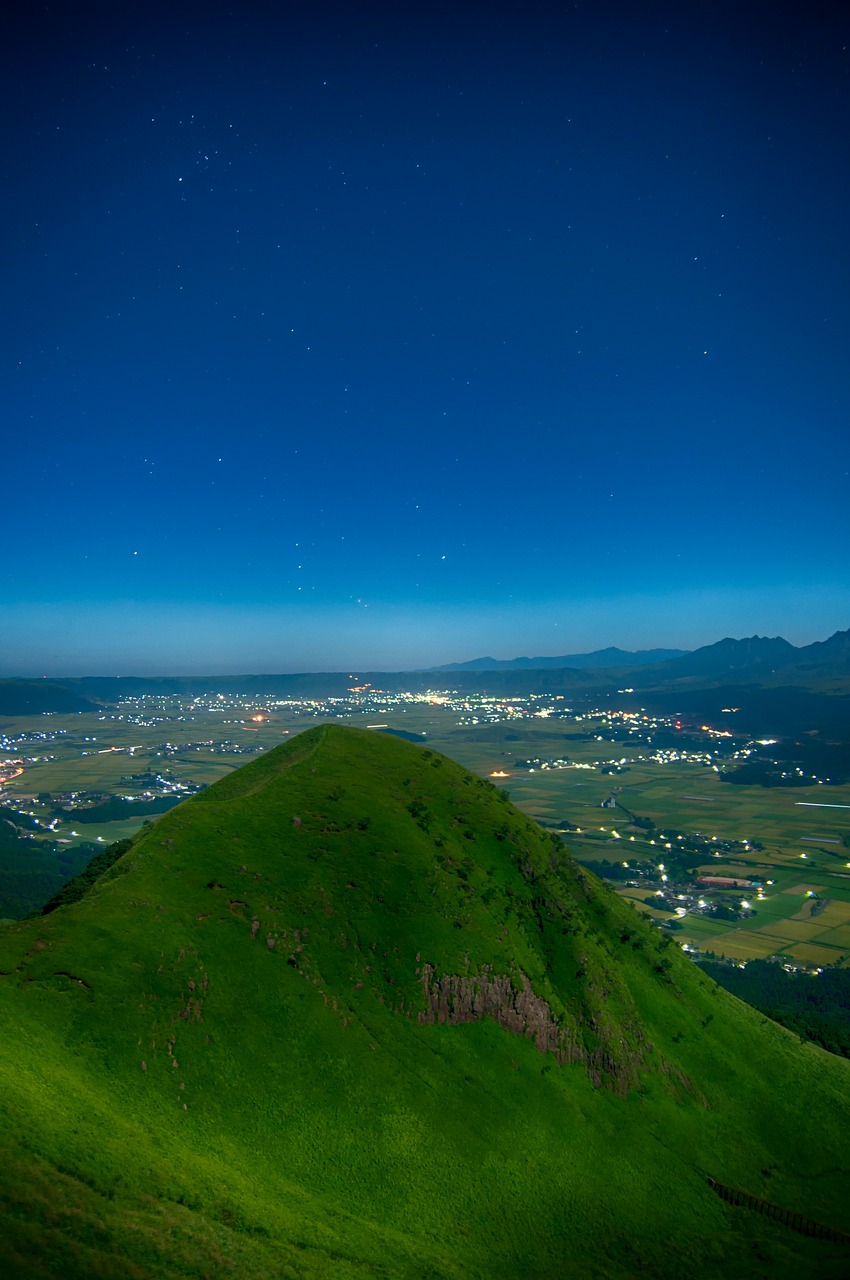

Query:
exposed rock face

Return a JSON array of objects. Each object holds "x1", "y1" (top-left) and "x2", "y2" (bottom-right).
[
  {"x1": 418, "y1": 962, "x2": 652, "y2": 1095},
  {"x1": 419, "y1": 962, "x2": 576, "y2": 1057}
]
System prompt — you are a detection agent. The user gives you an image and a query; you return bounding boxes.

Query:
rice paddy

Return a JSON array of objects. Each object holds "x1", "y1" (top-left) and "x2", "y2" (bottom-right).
[{"x1": 2, "y1": 690, "x2": 848, "y2": 964}]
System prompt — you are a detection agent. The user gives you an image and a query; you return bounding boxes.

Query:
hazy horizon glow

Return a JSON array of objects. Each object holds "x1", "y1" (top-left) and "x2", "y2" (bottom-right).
[
  {"x1": 3, "y1": 1, "x2": 848, "y2": 676},
  {"x1": 2, "y1": 582, "x2": 848, "y2": 678}
]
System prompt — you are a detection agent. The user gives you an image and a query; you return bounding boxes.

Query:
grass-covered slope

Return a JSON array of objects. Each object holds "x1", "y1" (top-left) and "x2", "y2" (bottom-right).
[{"x1": 1, "y1": 725, "x2": 849, "y2": 1278}]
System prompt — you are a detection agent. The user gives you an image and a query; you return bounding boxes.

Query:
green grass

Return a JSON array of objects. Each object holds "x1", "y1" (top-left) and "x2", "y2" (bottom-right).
[{"x1": 1, "y1": 725, "x2": 850, "y2": 1277}]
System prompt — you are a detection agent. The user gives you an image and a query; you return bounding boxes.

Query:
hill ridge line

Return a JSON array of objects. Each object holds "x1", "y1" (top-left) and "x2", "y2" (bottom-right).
[{"x1": 192, "y1": 729, "x2": 326, "y2": 803}]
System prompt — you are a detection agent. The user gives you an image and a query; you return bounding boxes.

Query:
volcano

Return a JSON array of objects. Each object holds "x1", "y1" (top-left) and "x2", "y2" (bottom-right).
[{"x1": 1, "y1": 725, "x2": 848, "y2": 1278}]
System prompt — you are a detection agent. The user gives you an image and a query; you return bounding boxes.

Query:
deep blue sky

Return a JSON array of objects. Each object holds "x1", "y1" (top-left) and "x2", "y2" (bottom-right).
[{"x1": 2, "y1": 0, "x2": 848, "y2": 674}]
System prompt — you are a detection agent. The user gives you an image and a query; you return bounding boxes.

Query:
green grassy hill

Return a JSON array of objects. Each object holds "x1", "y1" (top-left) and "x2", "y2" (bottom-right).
[{"x1": 1, "y1": 725, "x2": 849, "y2": 1278}]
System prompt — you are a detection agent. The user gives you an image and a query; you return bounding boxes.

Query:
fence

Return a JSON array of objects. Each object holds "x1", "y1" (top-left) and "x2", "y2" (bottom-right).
[{"x1": 707, "y1": 1177, "x2": 850, "y2": 1246}]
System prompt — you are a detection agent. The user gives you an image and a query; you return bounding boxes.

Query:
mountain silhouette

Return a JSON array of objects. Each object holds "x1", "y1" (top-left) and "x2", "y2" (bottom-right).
[{"x1": 0, "y1": 725, "x2": 848, "y2": 1277}]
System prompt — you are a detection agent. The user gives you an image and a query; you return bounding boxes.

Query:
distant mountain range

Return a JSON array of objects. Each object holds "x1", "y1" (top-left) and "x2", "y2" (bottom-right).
[
  {"x1": 425, "y1": 629, "x2": 850, "y2": 688},
  {"x1": 1, "y1": 628, "x2": 848, "y2": 708},
  {"x1": 431, "y1": 630, "x2": 850, "y2": 681},
  {"x1": 0, "y1": 679, "x2": 99, "y2": 716},
  {"x1": 430, "y1": 646, "x2": 689, "y2": 671},
  {"x1": 632, "y1": 628, "x2": 850, "y2": 686}
]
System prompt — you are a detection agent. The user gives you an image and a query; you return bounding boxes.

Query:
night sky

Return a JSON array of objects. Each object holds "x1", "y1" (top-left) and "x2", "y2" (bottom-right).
[{"x1": 3, "y1": 1, "x2": 849, "y2": 675}]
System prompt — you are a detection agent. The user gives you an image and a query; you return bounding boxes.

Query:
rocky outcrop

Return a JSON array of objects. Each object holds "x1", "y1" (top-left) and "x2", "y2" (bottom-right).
[
  {"x1": 418, "y1": 962, "x2": 652, "y2": 1095},
  {"x1": 419, "y1": 962, "x2": 581, "y2": 1060}
]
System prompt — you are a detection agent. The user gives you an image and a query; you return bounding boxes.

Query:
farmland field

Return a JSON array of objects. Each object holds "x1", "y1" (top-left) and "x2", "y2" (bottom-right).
[{"x1": 2, "y1": 687, "x2": 849, "y2": 966}]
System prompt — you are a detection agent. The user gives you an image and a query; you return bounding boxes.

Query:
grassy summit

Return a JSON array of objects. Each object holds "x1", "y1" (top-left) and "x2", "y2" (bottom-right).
[{"x1": 0, "y1": 724, "x2": 848, "y2": 1278}]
